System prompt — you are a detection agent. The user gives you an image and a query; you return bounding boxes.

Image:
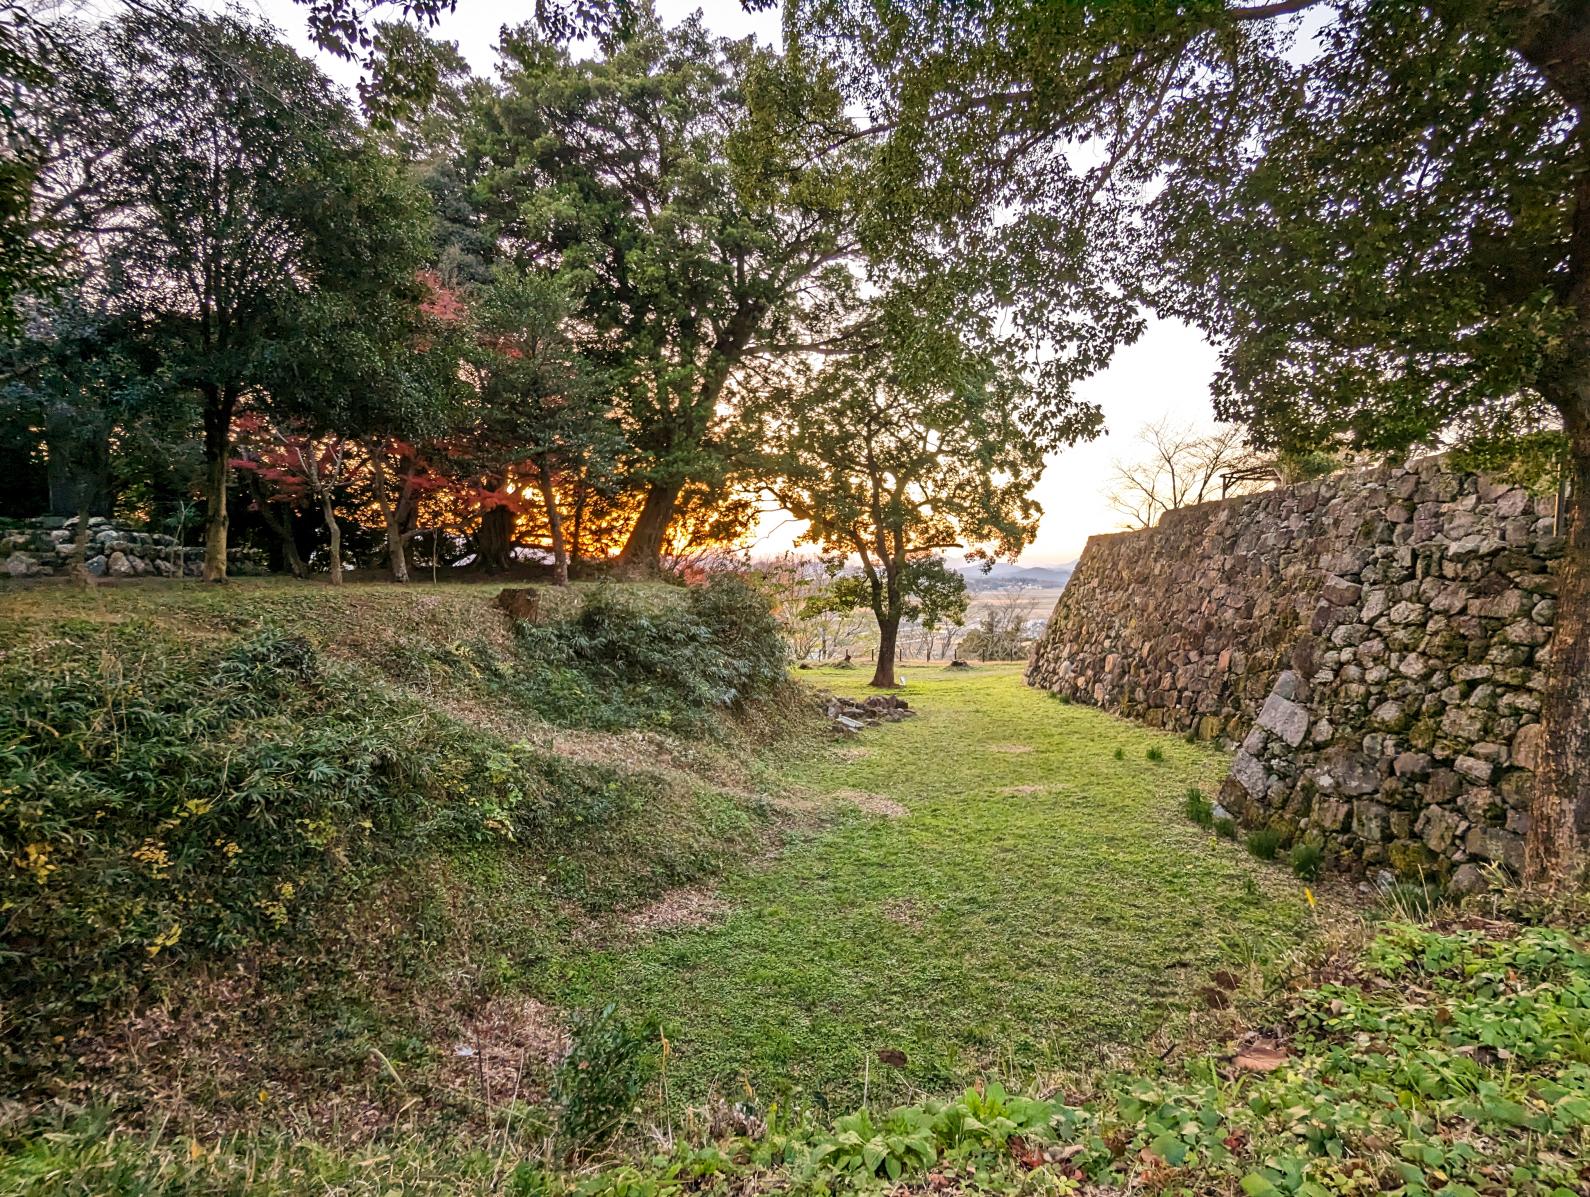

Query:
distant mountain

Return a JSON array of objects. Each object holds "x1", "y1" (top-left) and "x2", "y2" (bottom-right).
[{"x1": 951, "y1": 561, "x2": 1075, "y2": 591}]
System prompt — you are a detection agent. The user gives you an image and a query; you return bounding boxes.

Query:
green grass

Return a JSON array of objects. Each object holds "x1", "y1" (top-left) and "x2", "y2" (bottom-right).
[{"x1": 535, "y1": 664, "x2": 1310, "y2": 1113}]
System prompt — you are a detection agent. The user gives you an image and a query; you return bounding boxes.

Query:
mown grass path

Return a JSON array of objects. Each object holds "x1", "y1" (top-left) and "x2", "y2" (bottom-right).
[{"x1": 536, "y1": 664, "x2": 1310, "y2": 1113}]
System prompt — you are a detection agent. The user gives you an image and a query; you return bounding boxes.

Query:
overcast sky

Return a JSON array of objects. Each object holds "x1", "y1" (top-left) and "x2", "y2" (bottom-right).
[{"x1": 247, "y1": 0, "x2": 1227, "y2": 565}]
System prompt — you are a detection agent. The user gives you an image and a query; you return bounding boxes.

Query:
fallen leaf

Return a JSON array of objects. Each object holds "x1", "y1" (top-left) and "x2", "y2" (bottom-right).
[
  {"x1": 876, "y1": 1048, "x2": 908, "y2": 1068},
  {"x1": 1233, "y1": 1044, "x2": 1289, "y2": 1072}
]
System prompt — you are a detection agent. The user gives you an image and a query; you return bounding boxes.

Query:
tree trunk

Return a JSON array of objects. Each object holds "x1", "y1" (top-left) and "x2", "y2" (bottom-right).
[
  {"x1": 476, "y1": 504, "x2": 514, "y2": 573},
  {"x1": 200, "y1": 390, "x2": 235, "y2": 583},
  {"x1": 1525, "y1": 431, "x2": 1590, "y2": 886},
  {"x1": 571, "y1": 476, "x2": 587, "y2": 571},
  {"x1": 244, "y1": 473, "x2": 306, "y2": 580},
  {"x1": 617, "y1": 482, "x2": 680, "y2": 572},
  {"x1": 366, "y1": 444, "x2": 409, "y2": 583},
  {"x1": 535, "y1": 454, "x2": 569, "y2": 586},
  {"x1": 69, "y1": 503, "x2": 94, "y2": 587},
  {"x1": 870, "y1": 610, "x2": 901, "y2": 688},
  {"x1": 321, "y1": 488, "x2": 343, "y2": 585}
]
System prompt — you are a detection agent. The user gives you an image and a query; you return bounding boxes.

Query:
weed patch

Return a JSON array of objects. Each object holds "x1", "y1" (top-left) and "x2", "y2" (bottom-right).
[{"x1": 1246, "y1": 825, "x2": 1286, "y2": 860}]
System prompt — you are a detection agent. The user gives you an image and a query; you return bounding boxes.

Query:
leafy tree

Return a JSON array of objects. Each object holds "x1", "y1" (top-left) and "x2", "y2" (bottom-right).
[
  {"x1": 470, "y1": 16, "x2": 866, "y2": 569},
  {"x1": 812, "y1": 556, "x2": 971, "y2": 666},
  {"x1": 761, "y1": 320, "x2": 1042, "y2": 688},
  {"x1": 0, "y1": 293, "x2": 175, "y2": 573},
  {"x1": 277, "y1": 0, "x2": 772, "y2": 119},
  {"x1": 53, "y1": 8, "x2": 431, "y2": 581},
  {"x1": 904, "y1": 557, "x2": 972, "y2": 638},
  {"x1": 259, "y1": 145, "x2": 459, "y2": 584},
  {"x1": 464, "y1": 266, "x2": 617, "y2": 585},
  {"x1": 0, "y1": 1, "x2": 59, "y2": 328},
  {"x1": 793, "y1": 0, "x2": 1590, "y2": 883}
]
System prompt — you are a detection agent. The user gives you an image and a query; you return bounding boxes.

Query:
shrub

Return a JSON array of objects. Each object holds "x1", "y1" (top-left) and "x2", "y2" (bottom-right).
[
  {"x1": 1214, "y1": 817, "x2": 1238, "y2": 840},
  {"x1": 1245, "y1": 826, "x2": 1285, "y2": 861},
  {"x1": 1112, "y1": 746, "x2": 1125, "y2": 761},
  {"x1": 1381, "y1": 878, "x2": 1446, "y2": 920},
  {"x1": 0, "y1": 622, "x2": 683, "y2": 1073},
  {"x1": 1290, "y1": 841, "x2": 1324, "y2": 880},
  {"x1": 553, "y1": 1004, "x2": 661, "y2": 1156},
  {"x1": 1145, "y1": 746, "x2": 1165, "y2": 763},
  {"x1": 1184, "y1": 788, "x2": 1213, "y2": 827},
  {"x1": 504, "y1": 576, "x2": 789, "y2": 732}
]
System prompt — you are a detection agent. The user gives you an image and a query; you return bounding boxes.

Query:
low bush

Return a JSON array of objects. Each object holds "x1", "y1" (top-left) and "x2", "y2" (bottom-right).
[
  {"x1": 1184, "y1": 787, "x2": 1213, "y2": 826},
  {"x1": 498, "y1": 576, "x2": 789, "y2": 732},
  {"x1": 1245, "y1": 826, "x2": 1285, "y2": 861},
  {"x1": 1290, "y1": 841, "x2": 1323, "y2": 880},
  {"x1": 1145, "y1": 745, "x2": 1165, "y2": 763},
  {"x1": 553, "y1": 1005, "x2": 662, "y2": 1157},
  {"x1": 1214, "y1": 817, "x2": 1239, "y2": 841}
]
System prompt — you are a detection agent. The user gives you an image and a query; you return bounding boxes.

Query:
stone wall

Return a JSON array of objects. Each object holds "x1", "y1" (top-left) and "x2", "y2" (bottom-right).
[
  {"x1": 2, "y1": 516, "x2": 204, "y2": 578},
  {"x1": 1025, "y1": 457, "x2": 1562, "y2": 888}
]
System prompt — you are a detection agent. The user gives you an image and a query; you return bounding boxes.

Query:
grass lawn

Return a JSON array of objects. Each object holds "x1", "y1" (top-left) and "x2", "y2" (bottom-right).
[{"x1": 535, "y1": 663, "x2": 1313, "y2": 1115}]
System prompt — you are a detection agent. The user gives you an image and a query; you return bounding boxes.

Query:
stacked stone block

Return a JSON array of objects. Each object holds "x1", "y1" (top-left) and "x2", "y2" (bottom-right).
[
  {"x1": 2, "y1": 517, "x2": 203, "y2": 579},
  {"x1": 1025, "y1": 457, "x2": 1561, "y2": 886}
]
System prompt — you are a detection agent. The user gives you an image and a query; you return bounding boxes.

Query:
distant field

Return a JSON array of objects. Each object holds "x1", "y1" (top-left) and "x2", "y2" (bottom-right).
[{"x1": 966, "y1": 585, "x2": 1065, "y2": 620}]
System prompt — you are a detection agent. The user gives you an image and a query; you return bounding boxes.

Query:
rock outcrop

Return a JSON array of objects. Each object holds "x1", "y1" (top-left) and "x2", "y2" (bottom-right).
[{"x1": 1025, "y1": 456, "x2": 1561, "y2": 884}]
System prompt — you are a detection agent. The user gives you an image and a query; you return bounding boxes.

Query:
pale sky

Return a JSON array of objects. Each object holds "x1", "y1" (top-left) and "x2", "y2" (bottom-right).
[{"x1": 244, "y1": 0, "x2": 1226, "y2": 565}]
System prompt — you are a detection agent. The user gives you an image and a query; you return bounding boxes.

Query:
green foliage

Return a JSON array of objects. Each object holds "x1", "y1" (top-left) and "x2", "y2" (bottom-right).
[
  {"x1": 1184, "y1": 787, "x2": 1213, "y2": 827},
  {"x1": 1290, "y1": 841, "x2": 1323, "y2": 881},
  {"x1": 0, "y1": 582, "x2": 782, "y2": 1078},
  {"x1": 1214, "y1": 817, "x2": 1239, "y2": 841},
  {"x1": 475, "y1": 15, "x2": 865, "y2": 565},
  {"x1": 796, "y1": 1, "x2": 1584, "y2": 474},
  {"x1": 1246, "y1": 826, "x2": 1285, "y2": 861},
  {"x1": 0, "y1": 629, "x2": 493, "y2": 1009},
  {"x1": 553, "y1": 1005, "x2": 662, "y2": 1157},
  {"x1": 501, "y1": 576, "x2": 789, "y2": 731},
  {"x1": 1113, "y1": 746, "x2": 1125, "y2": 761},
  {"x1": 1145, "y1": 745, "x2": 1165, "y2": 763}
]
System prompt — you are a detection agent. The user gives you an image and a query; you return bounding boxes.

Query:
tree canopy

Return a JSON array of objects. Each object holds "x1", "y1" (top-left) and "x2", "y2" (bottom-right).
[{"x1": 760, "y1": 307, "x2": 1042, "y2": 686}]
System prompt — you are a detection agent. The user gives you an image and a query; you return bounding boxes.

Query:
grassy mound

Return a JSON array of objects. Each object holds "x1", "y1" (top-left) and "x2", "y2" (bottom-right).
[{"x1": 0, "y1": 576, "x2": 801, "y2": 1099}]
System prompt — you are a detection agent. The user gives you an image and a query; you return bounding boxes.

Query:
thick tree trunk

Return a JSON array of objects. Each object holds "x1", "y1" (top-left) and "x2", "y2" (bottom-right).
[
  {"x1": 618, "y1": 482, "x2": 680, "y2": 572},
  {"x1": 476, "y1": 504, "x2": 514, "y2": 573},
  {"x1": 535, "y1": 454, "x2": 569, "y2": 586},
  {"x1": 201, "y1": 440, "x2": 229, "y2": 582},
  {"x1": 1525, "y1": 432, "x2": 1590, "y2": 887},
  {"x1": 200, "y1": 390, "x2": 235, "y2": 583},
  {"x1": 870, "y1": 608, "x2": 902, "y2": 688}
]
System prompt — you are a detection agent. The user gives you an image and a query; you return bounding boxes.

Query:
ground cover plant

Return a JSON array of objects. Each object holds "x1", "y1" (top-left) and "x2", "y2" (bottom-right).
[
  {"x1": 535, "y1": 664, "x2": 1310, "y2": 1114},
  {"x1": 4, "y1": 913, "x2": 1585, "y2": 1195},
  {"x1": 0, "y1": 579, "x2": 791, "y2": 1095}
]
